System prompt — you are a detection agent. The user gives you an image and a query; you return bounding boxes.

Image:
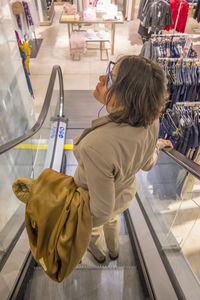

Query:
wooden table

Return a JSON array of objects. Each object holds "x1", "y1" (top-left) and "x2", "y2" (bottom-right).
[{"x1": 59, "y1": 12, "x2": 124, "y2": 55}]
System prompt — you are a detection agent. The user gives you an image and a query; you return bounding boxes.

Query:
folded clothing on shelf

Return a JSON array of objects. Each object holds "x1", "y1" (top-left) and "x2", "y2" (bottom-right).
[
  {"x1": 83, "y1": 6, "x2": 96, "y2": 21},
  {"x1": 97, "y1": 30, "x2": 107, "y2": 39},
  {"x1": 86, "y1": 29, "x2": 97, "y2": 39},
  {"x1": 61, "y1": 14, "x2": 80, "y2": 21},
  {"x1": 86, "y1": 29, "x2": 108, "y2": 39},
  {"x1": 63, "y1": 3, "x2": 76, "y2": 15}
]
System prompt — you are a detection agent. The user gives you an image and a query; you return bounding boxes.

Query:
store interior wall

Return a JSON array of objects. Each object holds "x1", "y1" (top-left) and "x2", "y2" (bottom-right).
[
  {"x1": 0, "y1": 0, "x2": 37, "y2": 232},
  {"x1": 0, "y1": 0, "x2": 36, "y2": 146}
]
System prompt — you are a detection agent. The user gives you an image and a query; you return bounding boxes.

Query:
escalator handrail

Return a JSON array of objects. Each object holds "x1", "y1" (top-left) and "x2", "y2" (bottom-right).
[
  {"x1": 162, "y1": 148, "x2": 200, "y2": 181},
  {"x1": 1, "y1": 67, "x2": 200, "y2": 184},
  {"x1": 0, "y1": 65, "x2": 64, "y2": 155}
]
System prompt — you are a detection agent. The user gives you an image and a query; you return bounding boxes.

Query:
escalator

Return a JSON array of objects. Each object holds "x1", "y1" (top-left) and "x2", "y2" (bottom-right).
[
  {"x1": 23, "y1": 215, "x2": 145, "y2": 300},
  {"x1": 22, "y1": 89, "x2": 149, "y2": 300},
  {"x1": 1, "y1": 66, "x2": 200, "y2": 300}
]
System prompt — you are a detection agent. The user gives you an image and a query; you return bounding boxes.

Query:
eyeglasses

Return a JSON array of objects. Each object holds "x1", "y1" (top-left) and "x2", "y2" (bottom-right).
[{"x1": 106, "y1": 61, "x2": 115, "y2": 89}]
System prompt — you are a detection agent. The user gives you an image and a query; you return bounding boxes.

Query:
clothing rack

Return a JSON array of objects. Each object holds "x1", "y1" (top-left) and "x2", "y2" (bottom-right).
[
  {"x1": 157, "y1": 57, "x2": 200, "y2": 61},
  {"x1": 160, "y1": 101, "x2": 200, "y2": 157},
  {"x1": 11, "y1": 0, "x2": 38, "y2": 42},
  {"x1": 175, "y1": 102, "x2": 200, "y2": 106},
  {"x1": 151, "y1": 33, "x2": 200, "y2": 38}
]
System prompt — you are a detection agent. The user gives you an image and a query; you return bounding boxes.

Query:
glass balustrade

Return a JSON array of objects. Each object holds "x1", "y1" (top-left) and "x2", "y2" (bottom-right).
[
  {"x1": 136, "y1": 151, "x2": 200, "y2": 287},
  {"x1": 0, "y1": 72, "x2": 61, "y2": 266}
]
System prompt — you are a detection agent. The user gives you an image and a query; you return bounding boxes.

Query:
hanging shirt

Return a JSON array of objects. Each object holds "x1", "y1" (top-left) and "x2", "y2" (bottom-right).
[
  {"x1": 22, "y1": 1, "x2": 34, "y2": 26},
  {"x1": 137, "y1": 0, "x2": 151, "y2": 21},
  {"x1": 165, "y1": 0, "x2": 189, "y2": 33},
  {"x1": 142, "y1": 0, "x2": 173, "y2": 32},
  {"x1": 176, "y1": 1, "x2": 189, "y2": 32},
  {"x1": 194, "y1": 0, "x2": 200, "y2": 22}
]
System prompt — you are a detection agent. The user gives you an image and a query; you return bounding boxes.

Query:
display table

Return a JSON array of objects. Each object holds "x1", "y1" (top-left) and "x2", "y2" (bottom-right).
[
  {"x1": 59, "y1": 12, "x2": 124, "y2": 56},
  {"x1": 85, "y1": 34, "x2": 110, "y2": 61}
]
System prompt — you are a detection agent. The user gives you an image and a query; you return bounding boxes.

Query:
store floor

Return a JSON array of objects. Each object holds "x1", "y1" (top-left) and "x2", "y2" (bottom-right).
[
  {"x1": 30, "y1": 5, "x2": 142, "y2": 114},
  {"x1": 30, "y1": 5, "x2": 200, "y2": 114}
]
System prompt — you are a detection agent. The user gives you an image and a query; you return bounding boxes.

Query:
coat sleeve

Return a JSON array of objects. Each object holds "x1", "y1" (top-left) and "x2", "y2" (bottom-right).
[
  {"x1": 80, "y1": 144, "x2": 115, "y2": 218},
  {"x1": 141, "y1": 140, "x2": 164, "y2": 171}
]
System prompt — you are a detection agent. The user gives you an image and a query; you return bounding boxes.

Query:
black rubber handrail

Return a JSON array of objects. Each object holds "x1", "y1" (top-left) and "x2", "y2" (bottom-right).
[
  {"x1": 162, "y1": 148, "x2": 200, "y2": 181},
  {"x1": 0, "y1": 65, "x2": 64, "y2": 155}
]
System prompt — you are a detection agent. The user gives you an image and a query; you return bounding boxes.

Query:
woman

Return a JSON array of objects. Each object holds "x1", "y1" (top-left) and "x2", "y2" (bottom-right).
[{"x1": 73, "y1": 55, "x2": 172, "y2": 263}]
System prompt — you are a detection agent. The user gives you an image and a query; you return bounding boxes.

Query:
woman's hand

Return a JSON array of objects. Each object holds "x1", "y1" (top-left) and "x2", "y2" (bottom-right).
[{"x1": 157, "y1": 139, "x2": 173, "y2": 151}]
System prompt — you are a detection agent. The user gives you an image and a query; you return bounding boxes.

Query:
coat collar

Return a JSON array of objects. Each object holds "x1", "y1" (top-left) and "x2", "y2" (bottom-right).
[
  {"x1": 74, "y1": 116, "x2": 111, "y2": 145},
  {"x1": 91, "y1": 115, "x2": 111, "y2": 128}
]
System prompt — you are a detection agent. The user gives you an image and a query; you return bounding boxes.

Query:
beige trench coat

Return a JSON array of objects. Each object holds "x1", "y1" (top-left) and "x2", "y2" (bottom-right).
[{"x1": 73, "y1": 115, "x2": 159, "y2": 224}]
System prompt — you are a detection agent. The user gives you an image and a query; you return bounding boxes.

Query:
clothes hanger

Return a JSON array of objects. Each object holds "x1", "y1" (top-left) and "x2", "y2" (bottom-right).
[{"x1": 166, "y1": 109, "x2": 183, "y2": 136}]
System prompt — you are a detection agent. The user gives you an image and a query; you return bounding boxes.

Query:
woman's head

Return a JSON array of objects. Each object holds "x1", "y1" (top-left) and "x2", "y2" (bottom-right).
[{"x1": 93, "y1": 55, "x2": 167, "y2": 127}]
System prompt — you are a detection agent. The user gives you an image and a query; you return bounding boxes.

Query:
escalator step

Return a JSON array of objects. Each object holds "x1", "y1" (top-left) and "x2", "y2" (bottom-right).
[{"x1": 24, "y1": 266, "x2": 145, "y2": 300}]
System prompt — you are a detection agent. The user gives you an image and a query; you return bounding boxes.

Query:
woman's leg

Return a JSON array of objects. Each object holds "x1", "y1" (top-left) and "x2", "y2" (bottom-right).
[
  {"x1": 88, "y1": 225, "x2": 106, "y2": 262},
  {"x1": 103, "y1": 215, "x2": 119, "y2": 258}
]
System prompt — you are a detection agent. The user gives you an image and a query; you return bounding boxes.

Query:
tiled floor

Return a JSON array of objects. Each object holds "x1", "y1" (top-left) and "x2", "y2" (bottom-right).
[{"x1": 29, "y1": 5, "x2": 142, "y2": 113}]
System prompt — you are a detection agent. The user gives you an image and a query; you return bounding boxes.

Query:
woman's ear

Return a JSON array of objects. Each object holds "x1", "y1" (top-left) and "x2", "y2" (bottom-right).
[{"x1": 12, "y1": 177, "x2": 35, "y2": 204}]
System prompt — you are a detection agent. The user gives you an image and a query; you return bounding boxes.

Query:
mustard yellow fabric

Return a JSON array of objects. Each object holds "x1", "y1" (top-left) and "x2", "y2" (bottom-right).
[{"x1": 12, "y1": 168, "x2": 92, "y2": 282}]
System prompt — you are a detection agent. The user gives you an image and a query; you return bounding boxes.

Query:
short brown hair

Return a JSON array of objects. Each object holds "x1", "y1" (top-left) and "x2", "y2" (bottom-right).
[{"x1": 106, "y1": 55, "x2": 167, "y2": 127}]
